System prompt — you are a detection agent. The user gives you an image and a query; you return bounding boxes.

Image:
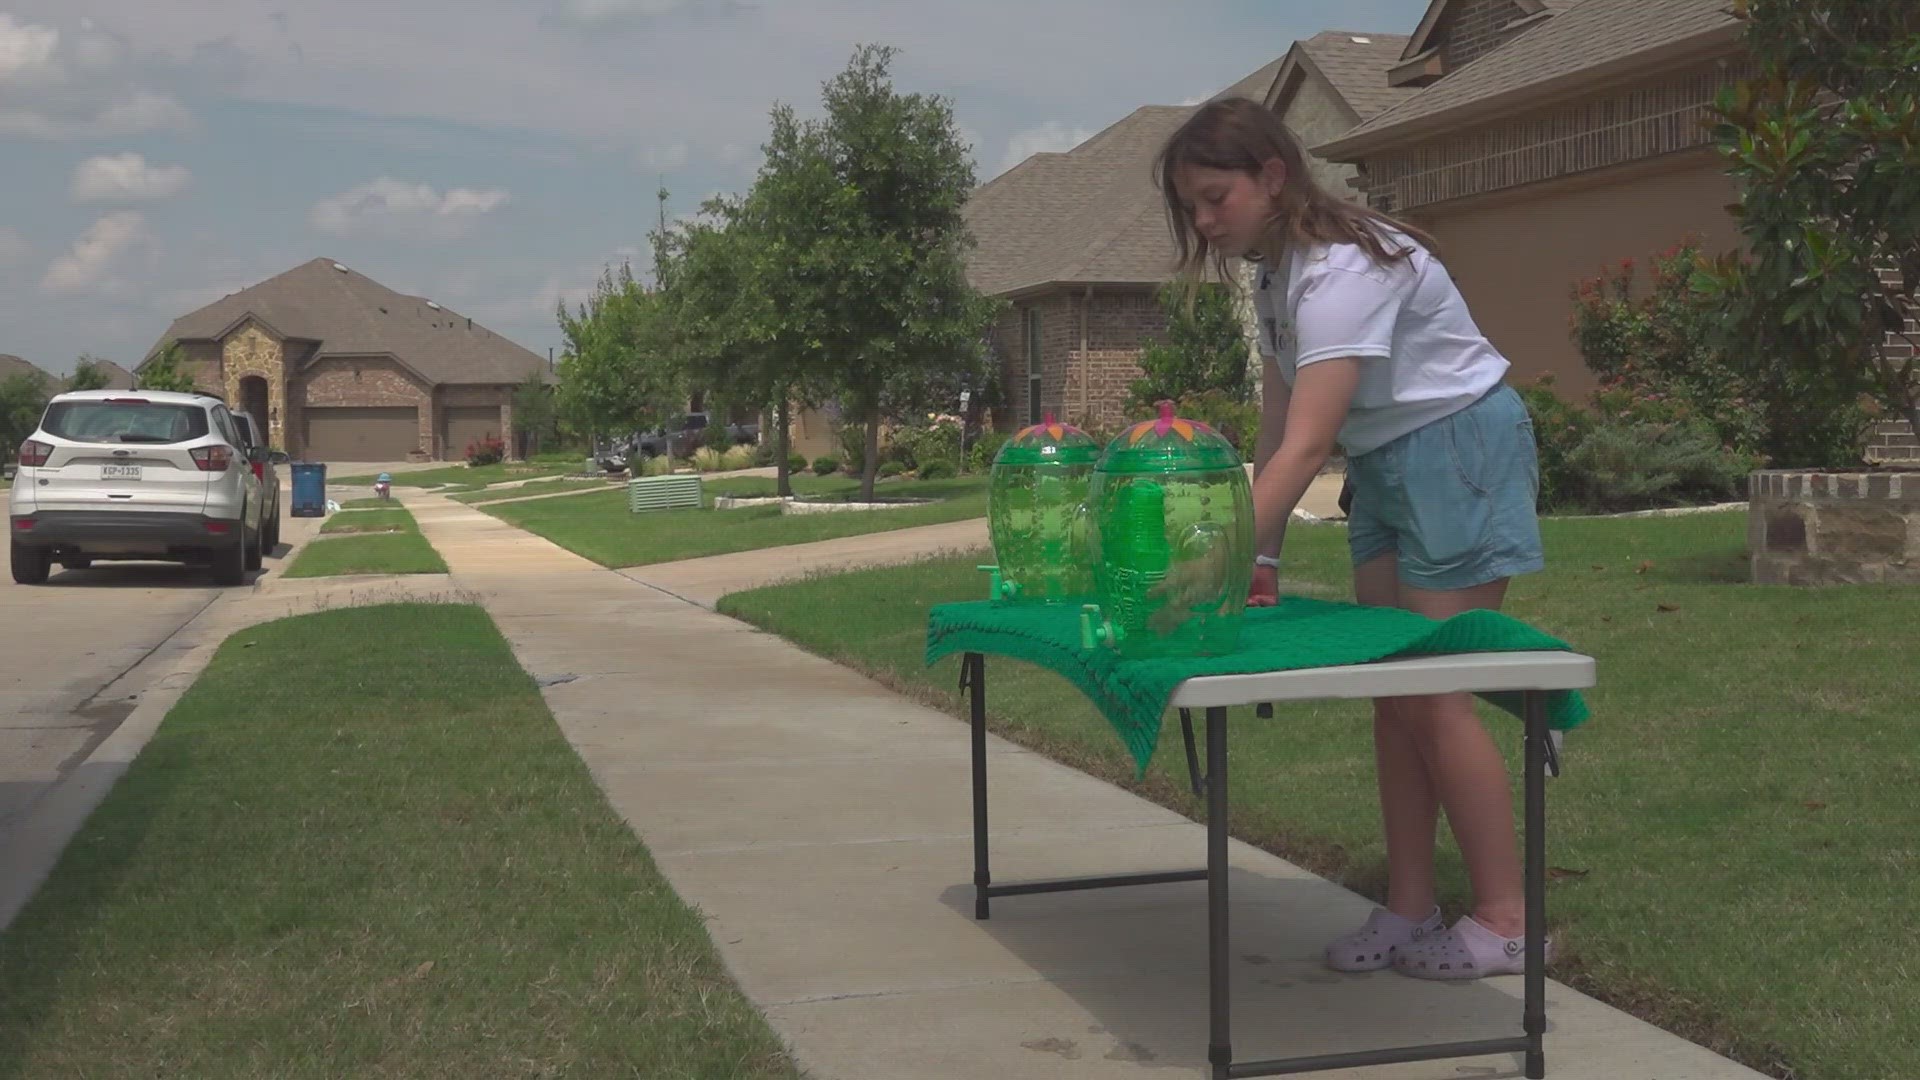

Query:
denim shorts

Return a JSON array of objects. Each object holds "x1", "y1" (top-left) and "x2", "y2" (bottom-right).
[{"x1": 1345, "y1": 383, "x2": 1545, "y2": 591}]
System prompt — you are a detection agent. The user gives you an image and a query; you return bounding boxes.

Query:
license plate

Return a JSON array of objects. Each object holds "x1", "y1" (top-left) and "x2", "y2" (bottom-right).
[{"x1": 101, "y1": 464, "x2": 143, "y2": 480}]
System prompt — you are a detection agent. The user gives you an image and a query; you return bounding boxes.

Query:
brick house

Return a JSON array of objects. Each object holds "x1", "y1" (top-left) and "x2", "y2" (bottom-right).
[
  {"x1": 1313, "y1": 0, "x2": 1915, "y2": 462},
  {"x1": 963, "y1": 60, "x2": 1289, "y2": 434},
  {"x1": 142, "y1": 258, "x2": 550, "y2": 462}
]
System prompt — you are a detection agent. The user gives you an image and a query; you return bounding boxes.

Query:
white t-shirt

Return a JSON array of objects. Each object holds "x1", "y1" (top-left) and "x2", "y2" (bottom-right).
[{"x1": 1251, "y1": 227, "x2": 1509, "y2": 456}]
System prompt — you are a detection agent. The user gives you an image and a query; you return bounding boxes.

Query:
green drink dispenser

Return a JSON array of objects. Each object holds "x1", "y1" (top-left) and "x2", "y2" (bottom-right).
[
  {"x1": 980, "y1": 413, "x2": 1099, "y2": 604},
  {"x1": 1080, "y1": 401, "x2": 1254, "y2": 659}
]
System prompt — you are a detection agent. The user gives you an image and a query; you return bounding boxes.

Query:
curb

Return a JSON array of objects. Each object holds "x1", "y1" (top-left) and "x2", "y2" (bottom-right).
[{"x1": 0, "y1": 614, "x2": 226, "y2": 932}]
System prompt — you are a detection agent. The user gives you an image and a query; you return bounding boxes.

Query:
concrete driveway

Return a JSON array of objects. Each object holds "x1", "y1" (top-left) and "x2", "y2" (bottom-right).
[{"x1": 0, "y1": 486, "x2": 316, "y2": 847}]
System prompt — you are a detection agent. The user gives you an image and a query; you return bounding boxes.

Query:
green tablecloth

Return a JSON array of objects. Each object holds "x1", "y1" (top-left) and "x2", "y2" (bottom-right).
[{"x1": 926, "y1": 596, "x2": 1590, "y2": 777}]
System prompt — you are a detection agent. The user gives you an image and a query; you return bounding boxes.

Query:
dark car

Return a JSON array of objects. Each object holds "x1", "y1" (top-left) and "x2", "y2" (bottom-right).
[
  {"x1": 636, "y1": 412, "x2": 758, "y2": 459},
  {"x1": 231, "y1": 411, "x2": 286, "y2": 554}
]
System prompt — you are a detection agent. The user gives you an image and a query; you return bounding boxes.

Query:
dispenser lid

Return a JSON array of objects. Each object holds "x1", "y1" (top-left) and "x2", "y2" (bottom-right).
[
  {"x1": 995, "y1": 412, "x2": 1100, "y2": 467},
  {"x1": 1097, "y1": 400, "x2": 1242, "y2": 474}
]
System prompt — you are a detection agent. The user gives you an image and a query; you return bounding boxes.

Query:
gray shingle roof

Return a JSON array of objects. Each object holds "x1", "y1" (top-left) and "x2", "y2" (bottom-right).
[
  {"x1": 1321, "y1": 0, "x2": 1741, "y2": 157},
  {"x1": 145, "y1": 259, "x2": 548, "y2": 386},
  {"x1": 1294, "y1": 31, "x2": 1419, "y2": 120},
  {"x1": 963, "y1": 58, "x2": 1285, "y2": 296},
  {"x1": 83, "y1": 359, "x2": 136, "y2": 389},
  {"x1": 0, "y1": 354, "x2": 52, "y2": 387}
]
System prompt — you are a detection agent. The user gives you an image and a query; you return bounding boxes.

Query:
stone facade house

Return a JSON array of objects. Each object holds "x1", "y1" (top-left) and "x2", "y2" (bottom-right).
[
  {"x1": 962, "y1": 60, "x2": 1284, "y2": 434},
  {"x1": 143, "y1": 258, "x2": 550, "y2": 462}
]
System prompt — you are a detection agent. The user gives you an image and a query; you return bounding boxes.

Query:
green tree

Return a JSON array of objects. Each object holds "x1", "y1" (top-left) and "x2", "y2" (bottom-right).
[
  {"x1": 137, "y1": 342, "x2": 198, "y2": 393},
  {"x1": 552, "y1": 261, "x2": 681, "y2": 448},
  {"x1": 1126, "y1": 282, "x2": 1251, "y2": 411},
  {"x1": 1692, "y1": 0, "x2": 1920, "y2": 461},
  {"x1": 510, "y1": 371, "x2": 558, "y2": 457},
  {"x1": 67, "y1": 355, "x2": 111, "y2": 392},
  {"x1": 2, "y1": 372, "x2": 51, "y2": 463},
  {"x1": 785, "y1": 44, "x2": 997, "y2": 500}
]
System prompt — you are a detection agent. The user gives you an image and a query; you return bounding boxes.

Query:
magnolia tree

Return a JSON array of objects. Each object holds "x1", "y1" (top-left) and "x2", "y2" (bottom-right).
[{"x1": 1693, "y1": 0, "x2": 1920, "y2": 462}]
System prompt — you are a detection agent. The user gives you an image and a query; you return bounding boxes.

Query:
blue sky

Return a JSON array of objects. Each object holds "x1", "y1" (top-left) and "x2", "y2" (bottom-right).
[{"x1": 0, "y1": 0, "x2": 1432, "y2": 375}]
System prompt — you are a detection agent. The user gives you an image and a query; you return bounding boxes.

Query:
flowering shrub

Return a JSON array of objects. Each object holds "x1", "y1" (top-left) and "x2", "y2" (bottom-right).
[{"x1": 465, "y1": 435, "x2": 505, "y2": 467}]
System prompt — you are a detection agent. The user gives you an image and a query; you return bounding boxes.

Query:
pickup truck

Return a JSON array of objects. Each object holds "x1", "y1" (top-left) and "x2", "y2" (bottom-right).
[{"x1": 636, "y1": 412, "x2": 758, "y2": 458}]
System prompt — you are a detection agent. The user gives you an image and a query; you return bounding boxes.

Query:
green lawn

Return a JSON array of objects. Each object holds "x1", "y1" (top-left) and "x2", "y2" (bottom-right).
[
  {"x1": 287, "y1": 506, "x2": 446, "y2": 577},
  {"x1": 716, "y1": 510, "x2": 1917, "y2": 1080},
  {"x1": 333, "y1": 462, "x2": 574, "y2": 488},
  {"x1": 485, "y1": 474, "x2": 988, "y2": 568},
  {"x1": 319, "y1": 507, "x2": 415, "y2": 534},
  {"x1": 0, "y1": 604, "x2": 802, "y2": 1079},
  {"x1": 338, "y1": 497, "x2": 391, "y2": 510}
]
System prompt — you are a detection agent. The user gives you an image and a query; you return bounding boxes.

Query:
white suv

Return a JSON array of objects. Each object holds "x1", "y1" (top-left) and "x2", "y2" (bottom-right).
[{"x1": 8, "y1": 389, "x2": 268, "y2": 586}]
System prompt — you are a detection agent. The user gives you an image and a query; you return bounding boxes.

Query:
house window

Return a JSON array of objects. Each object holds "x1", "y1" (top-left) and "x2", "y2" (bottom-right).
[{"x1": 1025, "y1": 307, "x2": 1042, "y2": 424}]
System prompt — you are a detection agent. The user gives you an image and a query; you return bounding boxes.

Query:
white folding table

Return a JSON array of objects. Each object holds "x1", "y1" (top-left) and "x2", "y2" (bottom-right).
[{"x1": 960, "y1": 648, "x2": 1597, "y2": 1079}]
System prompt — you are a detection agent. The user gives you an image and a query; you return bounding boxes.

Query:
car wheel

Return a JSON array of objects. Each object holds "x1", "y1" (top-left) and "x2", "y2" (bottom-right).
[
  {"x1": 265, "y1": 505, "x2": 280, "y2": 553},
  {"x1": 211, "y1": 534, "x2": 246, "y2": 586},
  {"x1": 244, "y1": 525, "x2": 263, "y2": 571},
  {"x1": 60, "y1": 556, "x2": 93, "y2": 571},
  {"x1": 11, "y1": 543, "x2": 50, "y2": 585}
]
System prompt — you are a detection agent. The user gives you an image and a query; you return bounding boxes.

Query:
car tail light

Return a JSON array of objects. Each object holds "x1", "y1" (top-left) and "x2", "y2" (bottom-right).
[
  {"x1": 191, "y1": 445, "x2": 232, "y2": 472},
  {"x1": 17, "y1": 439, "x2": 51, "y2": 467},
  {"x1": 204, "y1": 520, "x2": 231, "y2": 534},
  {"x1": 251, "y1": 461, "x2": 265, "y2": 481},
  {"x1": 12, "y1": 518, "x2": 33, "y2": 531}
]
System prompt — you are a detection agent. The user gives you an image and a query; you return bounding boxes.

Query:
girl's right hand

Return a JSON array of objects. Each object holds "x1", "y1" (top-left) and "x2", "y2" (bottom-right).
[{"x1": 1249, "y1": 565, "x2": 1278, "y2": 607}]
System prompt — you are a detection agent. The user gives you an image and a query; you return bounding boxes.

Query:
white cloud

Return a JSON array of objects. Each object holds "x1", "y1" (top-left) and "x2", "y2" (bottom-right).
[
  {"x1": 71, "y1": 152, "x2": 191, "y2": 202},
  {"x1": 0, "y1": 13, "x2": 61, "y2": 82},
  {"x1": 309, "y1": 178, "x2": 511, "y2": 236},
  {"x1": 0, "y1": 228, "x2": 29, "y2": 267},
  {"x1": 998, "y1": 120, "x2": 1096, "y2": 175},
  {"x1": 0, "y1": 14, "x2": 191, "y2": 138},
  {"x1": 41, "y1": 211, "x2": 157, "y2": 295},
  {"x1": 637, "y1": 142, "x2": 690, "y2": 170}
]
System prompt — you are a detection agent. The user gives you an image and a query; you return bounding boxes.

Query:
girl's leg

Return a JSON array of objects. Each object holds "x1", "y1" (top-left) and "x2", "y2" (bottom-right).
[
  {"x1": 1396, "y1": 576, "x2": 1525, "y2": 938},
  {"x1": 1354, "y1": 551, "x2": 1439, "y2": 922}
]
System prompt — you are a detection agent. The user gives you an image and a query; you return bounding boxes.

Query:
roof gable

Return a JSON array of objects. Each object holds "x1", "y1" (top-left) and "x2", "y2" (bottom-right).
[
  {"x1": 1271, "y1": 31, "x2": 1419, "y2": 121},
  {"x1": 0, "y1": 354, "x2": 53, "y2": 386},
  {"x1": 1321, "y1": 0, "x2": 1741, "y2": 158},
  {"x1": 145, "y1": 258, "x2": 547, "y2": 386},
  {"x1": 963, "y1": 57, "x2": 1286, "y2": 296}
]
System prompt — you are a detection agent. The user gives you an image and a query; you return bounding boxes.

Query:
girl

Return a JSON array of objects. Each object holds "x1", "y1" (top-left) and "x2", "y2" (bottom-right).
[{"x1": 1156, "y1": 97, "x2": 1548, "y2": 981}]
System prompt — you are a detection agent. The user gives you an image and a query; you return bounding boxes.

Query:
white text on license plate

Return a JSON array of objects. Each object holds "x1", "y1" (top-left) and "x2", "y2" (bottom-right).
[{"x1": 101, "y1": 464, "x2": 142, "y2": 480}]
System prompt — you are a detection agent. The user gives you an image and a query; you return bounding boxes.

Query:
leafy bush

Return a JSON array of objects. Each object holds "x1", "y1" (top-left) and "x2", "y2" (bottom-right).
[
  {"x1": 1171, "y1": 389, "x2": 1259, "y2": 455},
  {"x1": 465, "y1": 436, "x2": 505, "y2": 467},
  {"x1": 753, "y1": 440, "x2": 777, "y2": 466},
  {"x1": 721, "y1": 444, "x2": 755, "y2": 470},
  {"x1": 787, "y1": 452, "x2": 808, "y2": 473},
  {"x1": 878, "y1": 460, "x2": 906, "y2": 479},
  {"x1": 702, "y1": 420, "x2": 734, "y2": 452},
  {"x1": 889, "y1": 417, "x2": 962, "y2": 471},
  {"x1": 967, "y1": 429, "x2": 1009, "y2": 473},
  {"x1": 1515, "y1": 376, "x2": 1593, "y2": 512},
  {"x1": 638, "y1": 454, "x2": 672, "y2": 477},
  {"x1": 834, "y1": 425, "x2": 866, "y2": 475},
  {"x1": 812, "y1": 455, "x2": 840, "y2": 475},
  {"x1": 1561, "y1": 418, "x2": 1759, "y2": 513},
  {"x1": 1127, "y1": 282, "x2": 1251, "y2": 410},
  {"x1": 916, "y1": 458, "x2": 956, "y2": 480}
]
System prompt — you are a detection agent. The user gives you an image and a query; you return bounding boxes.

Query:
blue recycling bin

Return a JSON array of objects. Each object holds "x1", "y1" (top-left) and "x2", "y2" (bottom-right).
[{"x1": 290, "y1": 462, "x2": 327, "y2": 518}]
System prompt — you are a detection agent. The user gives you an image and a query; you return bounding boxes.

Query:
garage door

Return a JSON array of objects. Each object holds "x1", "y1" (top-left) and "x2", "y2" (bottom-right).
[
  {"x1": 442, "y1": 406, "x2": 503, "y2": 458},
  {"x1": 302, "y1": 407, "x2": 419, "y2": 461}
]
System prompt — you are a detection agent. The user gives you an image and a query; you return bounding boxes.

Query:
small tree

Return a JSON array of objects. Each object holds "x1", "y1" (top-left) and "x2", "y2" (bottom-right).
[
  {"x1": 1126, "y1": 282, "x2": 1251, "y2": 411},
  {"x1": 2, "y1": 372, "x2": 51, "y2": 462},
  {"x1": 1692, "y1": 0, "x2": 1920, "y2": 463},
  {"x1": 511, "y1": 371, "x2": 557, "y2": 457},
  {"x1": 137, "y1": 342, "x2": 198, "y2": 393},
  {"x1": 67, "y1": 356, "x2": 111, "y2": 392},
  {"x1": 792, "y1": 44, "x2": 997, "y2": 501},
  {"x1": 553, "y1": 261, "x2": 681, "y2": 447}
]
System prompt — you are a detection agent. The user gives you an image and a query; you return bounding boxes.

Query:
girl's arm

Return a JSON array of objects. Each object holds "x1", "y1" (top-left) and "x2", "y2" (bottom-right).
[
  {"x1": 1249, "y1": 357, "x2": 1361, "y2": 559},
  {"x1": 1251, "y1": 356, "x2": 1290, "y2": 560}
]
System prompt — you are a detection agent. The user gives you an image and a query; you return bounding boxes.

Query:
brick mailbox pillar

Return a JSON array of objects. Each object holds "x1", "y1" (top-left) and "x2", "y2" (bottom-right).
[{"x1": 1748, "y1": 470, "x2": 1920, "y2": 586}]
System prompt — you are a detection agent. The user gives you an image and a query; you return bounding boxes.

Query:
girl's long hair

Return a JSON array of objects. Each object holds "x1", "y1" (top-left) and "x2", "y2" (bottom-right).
[{"x1": 1156, "y1": 96, "x2": 1442, "y2": 281}]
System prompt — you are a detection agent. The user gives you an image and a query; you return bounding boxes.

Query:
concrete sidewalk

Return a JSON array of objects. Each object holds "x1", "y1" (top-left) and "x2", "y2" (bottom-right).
[{"x1": 404, "y1": 490, "x2": 1765, "y2": 1080}]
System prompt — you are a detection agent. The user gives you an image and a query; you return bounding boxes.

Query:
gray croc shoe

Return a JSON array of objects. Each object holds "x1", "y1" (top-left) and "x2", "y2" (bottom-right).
[
  {"x1": 1393, "y1": 915, "x2": 1552, "y2": 980},
  {"x1": 1324, "y1": 905, "x2": 1443, "y2": 972}
]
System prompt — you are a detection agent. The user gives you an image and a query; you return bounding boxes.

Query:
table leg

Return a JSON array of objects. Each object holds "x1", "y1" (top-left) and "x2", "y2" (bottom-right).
[
  {"x1": 969, "y1": 652, "x2": 990, "y2": 921},
  {"x1": 1207, "y1": 705, "x2": 1231, "y2": 1078},
  {"x1": 1524, "y1": 689, "x2": 1546, "y2": 1079}
]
